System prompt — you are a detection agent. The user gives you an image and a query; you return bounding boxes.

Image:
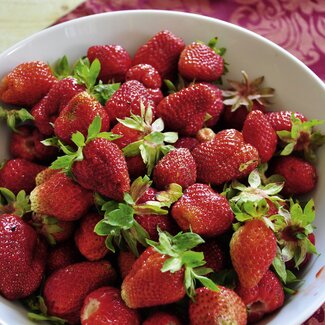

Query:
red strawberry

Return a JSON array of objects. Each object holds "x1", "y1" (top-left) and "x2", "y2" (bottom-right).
[
  {"x1": 143, "y1": 311, "x2": 182, "y2": 325},
  {"x1": 222, "y1": 71, "x2": 274, "y2": 130},
  {"x1": 0, "y1": 158, "x2": 45, "y2": 194},
  {"x1": 236, "y1": 270, "x2": 284, "y2": 323},
  {"x1": 118, "y1": 250, "x2": 137, "y2": 279},
  {"x1": 0, "y1": 61, "x2": 56, "y2": 107},
  {"x1": 156, "y1": 83, "x2": 223, "y2": 136},
  {"x1": 271, "y1": 156, "x2": 317, "y2": 195},
  {"x1": 242, "y1": 110, "x2": 277, "y2": 163},
  {"x1": 105, "y1": 80, "x2": 155, "y2": 123},
  {"x1": 230, "y1": 219, "x2": 277, "y2": 288},
  {"x1": 87, "y1": 45, "x2": 131, "y2": 83},
  {"x1": 31, "y1": 77, "x2": 85, "y2": 136},
  {"x1": 189, "y1": 286, "x2": 247, "y2": 325},
  {"x1": 126, "y1": 63, "x2": 162, "y2": 88},
  {"x1": 147, "y1": 87, "x2": 164, "y2": 106},
  {"x1": 174, "y1": 137, "x2": 199, "y2": 151},
  {"x1": 35, "y1": 167, "x2": 60, "y2": 186},
  {"x1": 265, "y1": 111, "x2": 307, "y2": 132},
  {"x1": 133, "y1": 30, "x2": 185, "y2": 79},
  {"x1": 111, "y1": 121, "x2": 143, "y2": 149},
  {"x1": 46, "y1": 241, "x2": 81, "y2": 274},
  {"x1": 43, "y1": 261, "x2": 117, "y2": 324},
  {"x1": 192, "y1": 129, "x2": 259, "y2": 185},
  {"x1": 81, "y1": 286, "x2": 140, "y2": 325},
  {"x1": 172, "y1": 183, "x2": 234, "y2": 237},
  {"x1": 72, "y1": 137, "x2": 130, "y2": 201},
  {"x1": 153, "y1": 148, "x2": 197, "y2": 190},
  {"x1": 54, "y1": 91, "x2": 110, "y2": 144},
  {"x1": 10, "y1": 125, "x2": 58, "y2": 162},
  {"x1": 178, "y1": 41, "x2": 224, "y2": 82},
  {"x1": 75, "y1": 212, "x2": 109, "y2": 261},
  {"x1": 30, "y1": 172, "x2": 94, "y2": 221},
  {"x1": 0, "y1": 214, "x2": 47, "y2": 299},
  {"x1": 126, "y1": 155, "x2": 147, "y2": 179}
]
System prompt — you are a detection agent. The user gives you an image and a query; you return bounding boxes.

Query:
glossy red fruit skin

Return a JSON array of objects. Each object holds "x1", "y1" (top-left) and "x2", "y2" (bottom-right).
[
  {"x1": 192, "y1": 129, "x2": 259, "y2": 185},
  {"x1": 133, "y1": 30, "x2": 185, "y2": 80},
  {"x1": 10, "y1": 126, "x2": 58, "y2": 162},
  {"x1": 189, "y1": 286, "x2": 247, "y2": 325},
  {"x1": 143, "y1": 311, "x2": 182, "y2": 325},
  {"x1": 121, "y1": 247, "x2": 185, "y2": 308},
  {"x1": 174, "y1": 137, "x2": 199, "y2": 152},
  {"x1": 0, "y1": 214, "x2": 47, "y2": 300},
  {"x1": 75, "y1": 212, "x2": 108, "y2": 261},
  {"x1": 30, "y1": 172, "x2": 94, "y2": 221},
  {"x1": 81, "y1": 286, "x2": 140, "y2": 325},
  {"x1": 31, "y1": 77, "x2": 85, "y2": 136},
  {"x1": 126, "y1": 155, "x2": 147, "y2": 179},
  {"x1": 0, "y1": 158, "x2": 45, "y2": 194},
  {"x1": 242, "y1": 110, "x2": 277, "y2": 163},
  {"x1": 54, "y1": 91, "x2": 110, "y2": 145},
  {"x1": 236, "y1": 270, "x2": 285, "y2": 323},
  {"x1": 147, "y1": 87, "x2": 164, "y2": 106},
  {"x1": 44, "y1": 261, "x2": 117, "y2": 325},
  {"x1": 87, "y1": 45, "x2": 131, "y2": 83},
  {"x1": 105, "y1": 80, "x2": 155, "y2": 124},
  {"x1": 153, "y1": 148, "x2": 197, "y2": 190},
  {"x1": 72, "y1": 138, "x2": 130, "y2": 201},
  {"x1": 156, "y1": 83, "x2": 223, "y2": 136},
  {"x1": 172, "y1": 183, "x2": 234, "y2": 237},
  {"x1": 126, "y1": 63, "x2": 162, "y2": 88},
  {"x1": 230, "y1": 219, "x2": 277, "y2": 289},
  {"x1": 0, "y1": 61, "x2": 56, "y2": 107},
  {"x1": 265, "y1": 111, "x2": 307, "y2": 132},
  {"x1": 111, "y1": 122, "x2": 143, "y2": 149},
  {"x1": 118, "y1": 250, "x2": 137, "y2": 279},
  {"x1": 272, "y1": 156, "x2": 317, "y2": 195},
  {"x1": 178, "y1": 42, "x2": 224, "y2": 82}
]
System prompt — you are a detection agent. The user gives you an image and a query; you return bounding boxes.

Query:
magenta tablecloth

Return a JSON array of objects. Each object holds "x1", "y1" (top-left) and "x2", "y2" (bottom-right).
[{"x1": 56, "y1": 1, "x2": 325, "y2": 324}]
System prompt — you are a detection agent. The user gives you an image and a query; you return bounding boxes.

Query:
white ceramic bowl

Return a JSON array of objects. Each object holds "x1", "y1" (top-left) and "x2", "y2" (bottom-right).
[{"x1": 0, "y1": 10, "x2": 324, "y2": 325}]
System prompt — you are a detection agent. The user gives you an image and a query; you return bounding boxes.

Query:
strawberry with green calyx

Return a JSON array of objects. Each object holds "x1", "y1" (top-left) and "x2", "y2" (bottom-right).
[
  {"x1": 117, "y1": 103, "x2": 178, "y2": 175},
  {"x1": 121, "y1": 230, "x2": 218, "y2": 308},
  {"x1": 222, "y1": 71, "x2": 274, "y2": 130},
  {"x1": 51, "y1": 55, "x2": 73, "y2": 80},
  {"x1": 0, "y1": 187, "x2": 31, "y2": 217},
  {"x1": 95, "y1": 176, "x2": 182, "y2": 256},
  {"x1": 276, "y1": 113, "x2": 325, "y2": 162},
  {"x1": 0, "y1": 106, "x2": 34, "y2": 132}
]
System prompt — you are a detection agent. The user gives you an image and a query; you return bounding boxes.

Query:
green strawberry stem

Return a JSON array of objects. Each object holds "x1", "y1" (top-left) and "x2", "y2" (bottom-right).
[
  {"x1": 147, "y1": 230, "x2": 218, "y2": 299},
  {"x1": 0, "y1": 106, "x2": 34, "y2": 132},
  {"x1": 0, "y1": 187, "x2": 31, "y2": 217}
]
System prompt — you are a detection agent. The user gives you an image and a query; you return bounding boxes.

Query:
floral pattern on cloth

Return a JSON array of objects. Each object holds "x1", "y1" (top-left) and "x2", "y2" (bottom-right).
[{"x1": 55, "y1": 1, "x2": 325, "y2": 324}]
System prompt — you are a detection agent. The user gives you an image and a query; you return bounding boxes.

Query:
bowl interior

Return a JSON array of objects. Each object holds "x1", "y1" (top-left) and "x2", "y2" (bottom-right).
[{"x1": 0, "y1": 10, "x2": 324, "y2": 325}]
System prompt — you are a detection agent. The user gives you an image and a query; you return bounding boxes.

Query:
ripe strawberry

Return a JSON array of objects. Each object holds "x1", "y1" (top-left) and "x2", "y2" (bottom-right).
[
  {"x1": 10, "y1": 126, "x2": 58, "y2": 162},
  {"x1": 126, "y1": 155, "x2": 147, "y2": 179},
  {"x1": 0, "y1": 214, "x2": 47, "y2": 299},
  {"x1": 230, "y1": 219, "x2": 277, "y2": 288},
  {"x1": 43, "y1": 261, "x2": 117, "y2": 324},
  {"x1": 156, "y1": 83, "x2": 223, "y2": 136},
  {"x1": 153, "y1": 148, "x2": 197, "y2": 190},
  {"x1": 172, "y1": 183, "x2": 234, "y2": 237},
  {"x1": 265, "y1": 111, "x2": 307, "y2": 132},
  {"x1": 0, "y1": 61, "x2": 56, "y2": 107},
  {"x1": 121, "y1": 231, "x2": 217, "y2": 308},
  {"x1": 126, "y1": 63, "x2": 162, "y2": 88},
  {"x1": 46, "y1": 240, "x2": 81, "y2": 274},
  {"x1": 242, "y1": 110, "x2": 277, "y2": 163},
  {"x1": 174, "y1": 137, "x2": 199, "y2": 151},
  {"x1": 236, "y1": 270, "x2": 284, "y2": 323},
  {"x1": 271, "y1": 156, "x2": 317, "y2": 195},
  {"x1": 192, "y1": 129, "x2": 259, "y2": 185},
  {"x1": 75, "y1": 212, "x2": 109, "y2": 261},
  {"x1": 87, "y1": 44, "x2": 131, "y2": 82},
  {"x1": 118, "y1": 250, "x2": 138, "y2": 279},
  {"x1": 35, "y1": 167, "x2": 60, "y2": 186},
  {"x1": 189, "y1": 286, "x2": 247, "y2": 325},
  {"x1": 0, "y1": 158, "x2": 45, "y2": 194},
  {"x1": 143, "y1": 311, "x2": 182, "y2": 325},
  {"x1": 147, "y1": 87, "x2": 164, "y2": 106},
  {"x1": 81, "y1": 286, "x2": 140, "y2": 325},
  {"x1": 111, "y1": 121, "x2": 143, "y2": 149},
  {"x1": 30, "y1": 172, "x2": 94, "y2": 221},
  {"x1": 222, "y1": 71, "x2": 274, "y2": 130},
  {"x1": 133, "y1": 30, "x2": 185, "y2": 79},
  {"x1": 178, "y1": 41, "x2": 224, "y2": 82},
  {"x1": 31, "y1": 77, "x2": 85, "y2": 136},
  {"x1": 54, "y1": 91, "x2": 110, "y2": 145},
  {"x1": 105, "y1": 80, "x2": 155, "y2": 123},
  {"x1": 0, "y1": 188, "x2": 31, "y2": 217}
]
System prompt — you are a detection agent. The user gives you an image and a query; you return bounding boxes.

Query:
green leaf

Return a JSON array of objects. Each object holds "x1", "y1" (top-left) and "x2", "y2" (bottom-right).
[
  {"x1": 51, "y1": 55, "x2": 71, "y2": 79},
  {"x1": 17, "y1": 108, "x2": 34, "y2": 122},
  {"x1": 195, "y1": 274, "x2": 218, "y2": 292},
  {"x1": 163, "y1": 132, "x2": 178, "y2": 144},
  {"x1": 123, "y1": 140, "x2": 143, "y2": 157},
  {"x1": 129, "y1": 175, "x2": 152, "y2": 203},
  {"x1": 107, "y1": 204, "x2": 135, "y2": 229},
  {"x1": 303, "y1": 199, "x2": 315, "y2": 225},
  {"x1": 93, "y1": 82, "x2": 120, "y2": 105},
  {"x1": 71, "y1": 131, "x2": 85, "y2": 148},
  {"x1": 172, "y1": 232, "x2": 205, "y2": 252},
  {"x1": 97, "y1": 131, "x2": 122, "y2": 141},
  {"x1": 181, "y1": 251, "x2": 206, "y2": 268},
  {"x1": 73, "y1": 58, "x2": 101, "y2": 90},
  {"x1": 272, "y1": 249, "x2": 287, "y2": 283},
  {"x1": 41, "y1": 137, "x2": 60, "y2": 147},
  {"x1": 50, "y1": 155, "x2": 75, "y2": 171},
  {"x1": 124, "y1": 192, "x2": 135, "y2": 206},
  {"x1": 144, "y1": 131, "x2": 165, "y2": 144},
  {"x1": 248, "y1": 169, "x2": 261, "y2": 188},
  {"x1": 151, "y1": 118, "x2": 164, "y2": 132},
  {"x1": 155, "y1": 183, "x2": 183, "y2": 207},
  {"x1": 87, "y1": 116, "x2": 102, "y2": 141},
  {"x1": 280, "y1": 142, "x2": 295, "y2": 156},
  {"x1": 94, "y1": 220, "x2": 114, "y2": 236},
  {"x1": 161, "y1": 257, "x2": 182, "y2": 273}
]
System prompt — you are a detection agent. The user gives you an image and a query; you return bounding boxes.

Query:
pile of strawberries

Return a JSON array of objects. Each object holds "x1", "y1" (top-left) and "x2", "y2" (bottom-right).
[{"x1": 0, "y1": 30, "x2": 323, "y2": 325}]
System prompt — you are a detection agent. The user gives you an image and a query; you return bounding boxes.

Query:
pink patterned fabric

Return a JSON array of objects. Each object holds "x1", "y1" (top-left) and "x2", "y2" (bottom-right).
[{"x1": 55, "y1": 1, "x2": 325, "y2": 324}]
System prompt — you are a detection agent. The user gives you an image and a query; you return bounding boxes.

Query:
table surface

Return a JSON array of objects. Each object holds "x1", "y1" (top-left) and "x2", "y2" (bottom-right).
[{"x1": 0, "y1": 0, "x2": 324, "y2": 324}]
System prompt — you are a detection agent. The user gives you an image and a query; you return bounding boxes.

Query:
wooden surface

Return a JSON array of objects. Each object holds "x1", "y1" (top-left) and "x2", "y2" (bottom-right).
[{"x1": 0, "y1": 0, "x2": 84, "y2": 52}]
